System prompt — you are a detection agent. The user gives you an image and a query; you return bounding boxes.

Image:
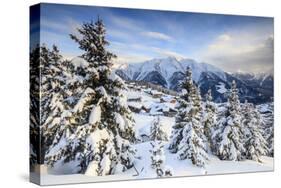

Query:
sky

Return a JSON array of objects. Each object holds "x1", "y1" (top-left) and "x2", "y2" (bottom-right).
[{"x1": 31, "y1": 3, "x2": 274, "y2": 74}]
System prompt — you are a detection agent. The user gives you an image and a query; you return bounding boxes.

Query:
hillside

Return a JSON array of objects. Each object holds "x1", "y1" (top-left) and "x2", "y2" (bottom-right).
[
  {"x1": 115, "y1": 57, "x2": 273, "y2": 104},
  {"x1": 42, "y1": 85, "x2": 274, "y2": 185}
]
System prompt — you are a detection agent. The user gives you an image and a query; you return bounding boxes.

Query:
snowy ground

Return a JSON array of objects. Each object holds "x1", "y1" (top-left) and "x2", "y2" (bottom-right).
[
  {"x1": 41, "y1": 146, "x2": 273, "y2": 185},
  {"x1": 41, "y1": 113, "x2": 273, "y2": 185},
  {"x1": 40, "y1": 88, "x2": 273, "y2": 185}
]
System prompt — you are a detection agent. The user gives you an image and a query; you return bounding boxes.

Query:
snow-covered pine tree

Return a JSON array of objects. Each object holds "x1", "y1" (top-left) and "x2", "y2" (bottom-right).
[
  {"x1": 214, "y1": 80, "x2": 245, "y2": 161},
  {"x1": 265, "y1": 124, "x2": 274, "y2": 157},
  {"x1": 203, "y1": 89, "x2": 217, "y2": 152},
  {"x1": 242, "y1": 103, "x2": 268, "y2": 162},
  {"x1": 259, "y1": 103, "x2": 274, "y2": 157},
  {"x1": 70, "y1": 18, "x2": 116, "y2": 80},
  {"x1": 40, "y1": 45, "x2": 67, "y2": 155},
  {"x1": 30, "y1": 45, "x2": 41, "y2": 166},
  {"x1": 169, "y1": 67, "x2": 208, "y2": 167},
  {"x1": 30, "y1": 44, "x2": 66, "y2": 166},
  {"x1": 150, "y1": 116, "x2": 168, "y2": 141},
  {"x1": 150, "y1": 141, "x2": 167, "y2": 177},
  {"x1": 40, "y1": 44, "x2": 63, "y2": 127},
  {"x1": 169, "y1": 67, "x2": 193, "y2": 153},
  {"x1": 45, "y1": 56, "x2": 102, "y2": 172},
  {"x1": 179, "y1": 66, "x2": 193, "y2": 103},
  {"x1": 47, "y1": 18, "x2": 136, "y2": 176}
]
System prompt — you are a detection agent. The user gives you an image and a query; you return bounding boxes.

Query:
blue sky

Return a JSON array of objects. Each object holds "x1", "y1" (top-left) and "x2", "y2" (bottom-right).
[{"x1": 31, "y1": 3, "x2": 274, "y2": 73}]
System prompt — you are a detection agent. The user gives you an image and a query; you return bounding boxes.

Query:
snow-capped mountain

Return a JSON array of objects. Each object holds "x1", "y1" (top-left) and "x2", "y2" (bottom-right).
[
  {"x1": 232, "y1": 72, "x2": 273, "y2": 91},
  {"x1": 115, "y1": 57, "x2": 226, "y2": 88},
  {"x1": 232, "y1": 72, "x2": 273, "y2": 101},
  {"x1": 115, "y1": 57, "x2": 273, "y2": 104}
]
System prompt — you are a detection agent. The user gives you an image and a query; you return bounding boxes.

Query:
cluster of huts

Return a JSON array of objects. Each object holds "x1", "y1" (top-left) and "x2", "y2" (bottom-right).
[{"x1": 127, "y1": 85, "x2": 178, "y2": 117}]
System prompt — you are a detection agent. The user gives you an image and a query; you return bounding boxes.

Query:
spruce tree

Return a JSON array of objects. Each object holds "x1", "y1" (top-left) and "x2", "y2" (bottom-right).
[
  {"x1": 266, "y1": 126, "x2": 274, "y2": 157},
  {"x1": 70, "y1": 18, "x2": 116, "y2": 82},
  {"x1": 41, "y1": 45, "x2": 67, "y2": 155},
  {"x1": 150, "y1": 116, "x2": 168, "y2": 141},
  {"x1": 260, "y1": 103, "x2": 274, "y2": 157},
  {"x1": 30, "y1": 45, "x2": 41, "y2": 166},
  {"x1": 150, "y1": 141, "x2": 165, "y2": 177},
  {"x1": 30, "y1": 44, "x2": 66, "y2": 166},
  {"x1": 169, "y1": 67, "x2": 208, "y2": 167},
  {"x1": 169, "y1": 67, "x2": 193, "y2": 153},
  {"x1": 150, "y1": 141, "x2": 172, "y2": 177},
  {"x1": 242, "y1": 103, "x2": 268, "y2": 162},
  {"x1": 203, "y1": 89, "x2": 217, "y2": 152},
  {"x1": 214, "y1": 80, "x2": 245, "y2": 161},
  {"x1": 47, "y1": 18, "x2": 136, "y2": 175}
]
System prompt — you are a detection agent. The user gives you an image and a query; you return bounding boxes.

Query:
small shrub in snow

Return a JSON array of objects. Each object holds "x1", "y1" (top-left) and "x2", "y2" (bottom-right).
[
  {"x1": 164, "y1": 166, "x2": 174, "y2": 177},
  {"x1": 150, "y1": 116, "x2": 168, "y2": 141},
  {"x1": 150, "y1": 141, "x2": 169, "y2": 177}
]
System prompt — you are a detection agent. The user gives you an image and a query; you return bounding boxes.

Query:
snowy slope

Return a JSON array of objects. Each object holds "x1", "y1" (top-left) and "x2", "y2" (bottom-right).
[
  {"x1": 41, "y1": 144, "x2": 273, "y2": 185},
  {"x1": 232, "y1": 72, "x2": 273, "y2": 96},
  {"x1": 42, "y1": 88, "x2": 273, "y2": 185},
  {"x1": 216, "y1": 82, "x2": 227, "y2": 94}
]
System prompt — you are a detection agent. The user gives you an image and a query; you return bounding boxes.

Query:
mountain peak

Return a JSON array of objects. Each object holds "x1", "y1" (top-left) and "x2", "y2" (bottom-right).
[
  {"x1": 116, "y1": 56, "x2": 226, "y2": 85},
  {"x1": 165, "y1": 56, "x2": 183, "y2": 62},
  {"x1": 115, "y1": 56, "x2": 273, "y2": 104}
]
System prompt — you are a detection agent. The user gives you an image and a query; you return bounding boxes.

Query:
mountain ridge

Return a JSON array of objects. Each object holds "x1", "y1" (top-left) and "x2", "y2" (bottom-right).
[{"x1": 114, "y1": 56, "x2": 273, "y2": 104}]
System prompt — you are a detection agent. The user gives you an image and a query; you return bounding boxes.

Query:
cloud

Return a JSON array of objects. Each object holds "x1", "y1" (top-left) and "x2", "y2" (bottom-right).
[
  {"x1": 113, "y1": 54, "x2": 151, "y2": 64},
  {"x1": 41, "y1": 19, "x2": 67, "y2": 32},
  {"x1": 41, "y1": 17, "x2": 81, "y2": 36},
  {"x1": 107, "y1": 29, "x2": 135, "y2": 41},
  {"x1": 151, "y1": 47, "x2": 186, "y2": 59},
  {"x1": 40, "y1": 6, "x2": 273, "y2": 74},
  {"x1": 217, "y1": 34, "x2": 231, "y2": 42},
  {"x1": 109, "y1": 41, "x2": 151, "y2": 63},
  {"x1": 110, "y1": 40, "x2": 186, "y2": 62},
  {"x1": 109, "y1": 15, "x2": 140, "y2": 31},
  {"x1": 141, "y1": 31, "x2": 173, "y2": 41},
  {"x1": 200, "y1": 33, "x2": 273, "y2": 74},
  {"x1": 40, "y1": 31, "x2": 66, "y2": 44}
]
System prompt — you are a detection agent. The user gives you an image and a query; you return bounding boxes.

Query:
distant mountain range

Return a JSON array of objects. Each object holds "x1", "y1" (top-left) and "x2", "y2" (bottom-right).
[{"x1": 114, "y1": 56, "x2": 273, "y2": 104}]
